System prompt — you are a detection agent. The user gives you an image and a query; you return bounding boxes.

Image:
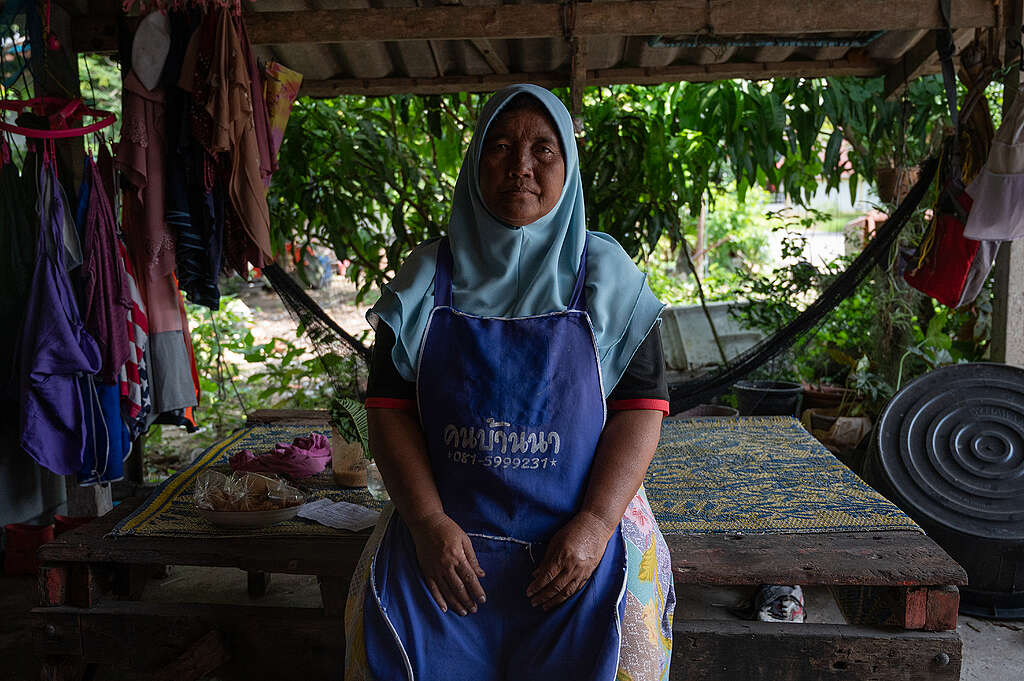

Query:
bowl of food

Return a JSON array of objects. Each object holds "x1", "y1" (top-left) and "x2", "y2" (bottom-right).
[{"x1": 194, "y1": 470, "x2": 305, "y2": 529}]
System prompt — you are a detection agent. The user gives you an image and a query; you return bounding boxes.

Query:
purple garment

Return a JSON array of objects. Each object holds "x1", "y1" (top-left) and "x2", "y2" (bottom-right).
[
  {"x1": 82, "y1": 159, "x2": 132, "y2": 383},
  {"x1": 20, "y1": 165, "x2": 103, "y2": 475}
]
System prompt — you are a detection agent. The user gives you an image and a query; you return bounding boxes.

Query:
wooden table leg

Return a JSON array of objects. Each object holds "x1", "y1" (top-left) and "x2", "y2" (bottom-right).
[
  {"x1": 39, "y1": 566, "x2": 68, "y2": 606},
  {"x1": 926, "y1": 586, "x2": 960, "y2": 631},
  {"x1": 318, "y1": 575, "x2": 348, "y2": 617},
  {"x1": 114, "y1": 564, "x2": 149, "y2": 600},
  {"x1": 65, "y1": 565, "x2": 101, "y2": 609},
  {"x1": 247, "y1": 570, "x2": 270, "y2": 599},
  {"x1": 832, "y1": 584, "x2": 960, "y2": 631}
]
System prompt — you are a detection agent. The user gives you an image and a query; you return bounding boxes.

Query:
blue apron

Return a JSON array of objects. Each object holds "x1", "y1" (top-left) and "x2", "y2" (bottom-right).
[{"x1": 363, "y1": 236, "x2": 626, "y2": 681}]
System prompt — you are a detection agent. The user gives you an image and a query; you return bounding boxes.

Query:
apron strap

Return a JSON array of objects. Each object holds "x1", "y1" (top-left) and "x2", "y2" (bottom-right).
[
  {"x1": 434, "y1": 234, "x2": 590, "y2": 311},
  {"x1": 567, "y1": 234, "x2": 589, "y2": 312},
  {"x1": 433, "y1": 237, "x2": 454, "y2": 308}
]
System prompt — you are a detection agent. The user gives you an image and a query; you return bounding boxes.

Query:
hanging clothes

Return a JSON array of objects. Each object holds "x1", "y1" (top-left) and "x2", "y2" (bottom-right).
[
  {"x1": 236, "y1": 12, "x2": 274, "y2": 186},
  {"x1": 964, "y1": 86, "x2": 1024, "y2": 241},
  {"x1": 131, "y1": 10, "x2": 171, "y2": 92},
  {"x1": 78, "y1": 377, "x2": 131, "y2": 486},
  {"x1": 117, "y1": 239, "x2": 153, "y2": 440},
  {"x1": 51, "y1": 166, "x2": 84, "y2": 273},
  {"x1": 18, "y1": 163, "x2": 102, "y2": 475},
  {"x1": 134, "y1": 271, "x2": 198, "y2": 427},
  {"x1": 95, "y1": 145, "x2": 120, "y2": 222},
  {"x1": 81, "y1": 158, "x2": 133, "y2": 383},
  {"x1": 179, "y1": 7, "x2": 272, "y2": 276},
  {"x1": 74, "y1": 158, "x2": 91, "y2": 243},
  {"x1": 118, "y1": 70, "x2": 175, "y2": 281},
  {"x1": 119, "y1": 62, "x2": 200, "y2": 429},
  {"x1": 263, "y1": 61, "x2": 303, "y2": 170},
  {"x1": 165, "y1": 8, "x2": 224, "y2": 310}
]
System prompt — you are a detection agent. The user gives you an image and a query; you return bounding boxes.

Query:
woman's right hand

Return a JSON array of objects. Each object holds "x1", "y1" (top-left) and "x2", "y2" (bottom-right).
[{"x1": 407, "y1": 512, "x2": 487, "y2": 616}]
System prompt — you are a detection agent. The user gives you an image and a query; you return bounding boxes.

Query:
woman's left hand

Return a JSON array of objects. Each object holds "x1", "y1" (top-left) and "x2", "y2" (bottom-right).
[{"x1": 526, "y1": 510, "x2": 615, "y2": 610}]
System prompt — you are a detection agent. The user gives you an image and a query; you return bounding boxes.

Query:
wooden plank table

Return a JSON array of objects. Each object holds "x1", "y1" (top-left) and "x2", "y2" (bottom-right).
[{"x1": 33, "y1": 411, "x2": 967, "y2": 681}]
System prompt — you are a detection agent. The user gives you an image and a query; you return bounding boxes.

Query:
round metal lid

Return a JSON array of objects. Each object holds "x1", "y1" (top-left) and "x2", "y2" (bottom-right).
[{"x1": 876, "y1": 362, "x2": 1024, "y2": 540}]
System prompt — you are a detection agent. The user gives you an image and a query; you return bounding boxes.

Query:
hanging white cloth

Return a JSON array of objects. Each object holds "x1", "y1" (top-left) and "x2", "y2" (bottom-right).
[{"x1": 964, "y1": 85, "x2": 1024, "y2": 241}]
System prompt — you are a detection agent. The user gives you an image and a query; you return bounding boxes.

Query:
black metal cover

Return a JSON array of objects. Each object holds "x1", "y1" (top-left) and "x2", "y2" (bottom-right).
[{"x1": 876, "y1": 362, "x2": 1024, "y2": 541}]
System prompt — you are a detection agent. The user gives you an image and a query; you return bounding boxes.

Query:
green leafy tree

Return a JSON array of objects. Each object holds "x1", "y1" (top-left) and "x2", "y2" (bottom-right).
[{"x1": 269, "y1": 79, "x2": 863, "y2": 296}]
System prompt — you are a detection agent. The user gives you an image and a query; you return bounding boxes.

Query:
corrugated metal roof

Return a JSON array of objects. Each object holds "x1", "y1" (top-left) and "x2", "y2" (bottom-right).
[{"x1": 69, "y1": 1, "x2": 999, "y2": 97}]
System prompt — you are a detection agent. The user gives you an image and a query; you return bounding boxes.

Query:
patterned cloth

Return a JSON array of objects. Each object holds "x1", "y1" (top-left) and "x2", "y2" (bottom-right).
[
  {"x1": 110, "y1": 424, "x2": 380, "y2": 538},
  {"x1": 263, "y1": 61, "x2": 303, "y2": 165},
  {"x1": 117, "y1": 238, "x2": 152, "y2": 439},
  {"x1": 647, "y1": 417, "x2": 920, "y2": 534},
  {"x1": 616, "y1": 487, "x2": 675, "y2": 681}
]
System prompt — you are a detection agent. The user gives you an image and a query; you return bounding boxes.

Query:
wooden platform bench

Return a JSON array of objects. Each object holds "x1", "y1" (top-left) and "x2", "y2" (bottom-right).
[
  {"x1": 32, "y1": 410, "x2": 967, "y2": 680},
  {"x1": 32, "y1": 502, "x2": 966, "y2": 681}
]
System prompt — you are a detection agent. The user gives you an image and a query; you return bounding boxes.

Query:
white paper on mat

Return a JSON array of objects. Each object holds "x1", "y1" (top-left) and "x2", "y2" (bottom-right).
[{"x1": 297, "y1": 498, "x2": 380, "y2": 531}]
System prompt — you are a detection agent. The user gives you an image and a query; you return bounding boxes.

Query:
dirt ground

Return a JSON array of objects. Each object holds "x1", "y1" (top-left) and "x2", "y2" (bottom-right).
[{"x1": 236, "y1": 271, "x2": 375, "y2": 348}]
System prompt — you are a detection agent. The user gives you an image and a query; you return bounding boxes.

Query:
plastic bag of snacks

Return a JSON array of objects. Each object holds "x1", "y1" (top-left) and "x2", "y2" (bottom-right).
[{"x1": 194, "y1": 470, "x2": 305, "y2": 512}]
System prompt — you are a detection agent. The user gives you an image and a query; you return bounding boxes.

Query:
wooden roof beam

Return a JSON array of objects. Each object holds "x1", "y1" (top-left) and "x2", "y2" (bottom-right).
[
  {"x1": 470, "y1": 39, "x2": 510, "y2": 75},
  {"x1": 72, "y1": 0, "x2": 998, "y2": 53},
  {"x1": 299, "y1": 58, "x2": 884, "y2": 98},
  {"x1": 882, "y1": 28, "x2": 976, "y2": 100}
]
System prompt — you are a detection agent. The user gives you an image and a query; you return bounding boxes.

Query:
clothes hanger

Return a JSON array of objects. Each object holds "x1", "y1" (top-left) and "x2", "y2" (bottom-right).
[{"x1": 0, "y1": 97, "x2": 116, "y2": 139}]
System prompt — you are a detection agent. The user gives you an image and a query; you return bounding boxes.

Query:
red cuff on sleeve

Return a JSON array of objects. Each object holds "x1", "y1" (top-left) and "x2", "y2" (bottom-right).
[
  {"x1": 607, "y1": 398, "x2": 670, "y2": 416},
  {"x1": 365, "y1": 397, "x2": 417, "y2": 411}
]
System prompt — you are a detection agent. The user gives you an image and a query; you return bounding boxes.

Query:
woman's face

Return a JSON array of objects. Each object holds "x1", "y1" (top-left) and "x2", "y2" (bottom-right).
[{"x1": 478, "y1": 107, "x2": 566, "y2": 226}]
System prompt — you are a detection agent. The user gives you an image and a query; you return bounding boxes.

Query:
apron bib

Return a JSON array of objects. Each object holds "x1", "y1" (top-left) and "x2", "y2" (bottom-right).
[{"x1": 363, "y1": 236, "x2": 626, "y2": 681}]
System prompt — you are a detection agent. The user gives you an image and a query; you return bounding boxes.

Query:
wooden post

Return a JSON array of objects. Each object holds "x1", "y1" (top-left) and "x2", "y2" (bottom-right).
[
  {"x1": 41, "y1": 2, "x2": 113, "y2": 517},
  {"x1": 991, "y1": 0, "x2": 1024, "y2": 366},
  {"x1": 570, "y1": 37, "x2": 586, "y2": 134}
]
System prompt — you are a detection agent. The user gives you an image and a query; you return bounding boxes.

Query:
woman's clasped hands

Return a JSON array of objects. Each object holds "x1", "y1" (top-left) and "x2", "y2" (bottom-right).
[
  {"x1": 409, "y1": 509, "x2": 614, "y2": 615},
  {"x1": 408, "y1": 511, "x2": 486, "y2": 616},
  {"x1": 527, "y1": 510, "x2": 615, "y2": 611}
]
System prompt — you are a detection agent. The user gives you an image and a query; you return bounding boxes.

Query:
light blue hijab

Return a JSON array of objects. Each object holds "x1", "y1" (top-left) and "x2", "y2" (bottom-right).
[{"x1": 368, "y1": 84, "x2": 663, "y2": 397}]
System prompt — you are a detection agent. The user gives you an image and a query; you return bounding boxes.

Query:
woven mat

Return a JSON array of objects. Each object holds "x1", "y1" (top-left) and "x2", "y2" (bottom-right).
[
  {"x1": 112, "y1": 417, "x2": 918, "y2": 538},
  {"x1": 110, "y1": 424, "x2": 383, "y2": 538},
  {"x1": 646, "y1": 416, "x2": 919, "y2": 534}
]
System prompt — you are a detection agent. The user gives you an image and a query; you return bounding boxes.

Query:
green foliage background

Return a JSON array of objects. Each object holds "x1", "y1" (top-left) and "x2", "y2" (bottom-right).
[
  {"x1": 267, "y1": 77, "x2": 952, "y2": 302},
  {"x1": 136, "y1": 74, "x2": 999, "y2": 467}
]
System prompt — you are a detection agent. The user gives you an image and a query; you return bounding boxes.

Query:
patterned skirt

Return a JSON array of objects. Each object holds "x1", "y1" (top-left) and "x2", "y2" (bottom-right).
[{"x1": 344, "y1": 485, "x2": 675, "y2": 681}]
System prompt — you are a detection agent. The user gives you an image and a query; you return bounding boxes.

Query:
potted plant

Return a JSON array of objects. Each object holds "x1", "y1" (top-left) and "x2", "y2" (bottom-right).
[
  {"x1": 820, "y1": 77, "x2": 948, "y2": 207},
  {"x1": 330, "y1": 397, "x2": 390, "y2": 500},
  {"x1": 329, "y1": 397, "x2": 370, "y2": 487}
]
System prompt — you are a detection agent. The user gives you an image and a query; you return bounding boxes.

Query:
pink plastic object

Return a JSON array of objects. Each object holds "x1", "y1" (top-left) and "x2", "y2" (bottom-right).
[{"x1": 0, "y1": 97, "x2": 116, "y2": 139}]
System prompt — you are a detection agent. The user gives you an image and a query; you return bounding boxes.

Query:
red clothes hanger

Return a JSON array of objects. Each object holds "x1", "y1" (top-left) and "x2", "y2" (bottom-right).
[{"x1": 0, "y1": 97, "x2": 116, "y2": 139}]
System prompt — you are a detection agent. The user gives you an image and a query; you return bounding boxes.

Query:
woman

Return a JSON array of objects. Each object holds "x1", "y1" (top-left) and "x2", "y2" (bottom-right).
[{"x1": 345, "y1": 84, "x2": 675, "y2": 681}]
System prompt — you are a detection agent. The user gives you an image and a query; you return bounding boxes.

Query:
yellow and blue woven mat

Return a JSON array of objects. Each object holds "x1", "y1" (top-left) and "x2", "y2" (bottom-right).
[
  {"x1": 110, "y1": 424, "x2": 383, "y2": 538},
  {"x1": 646, "y1": 416, "x2": 919, "y2": 534},
  {"x1": 112, "y1": 416, "x2": 918, "y2": 538}
]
